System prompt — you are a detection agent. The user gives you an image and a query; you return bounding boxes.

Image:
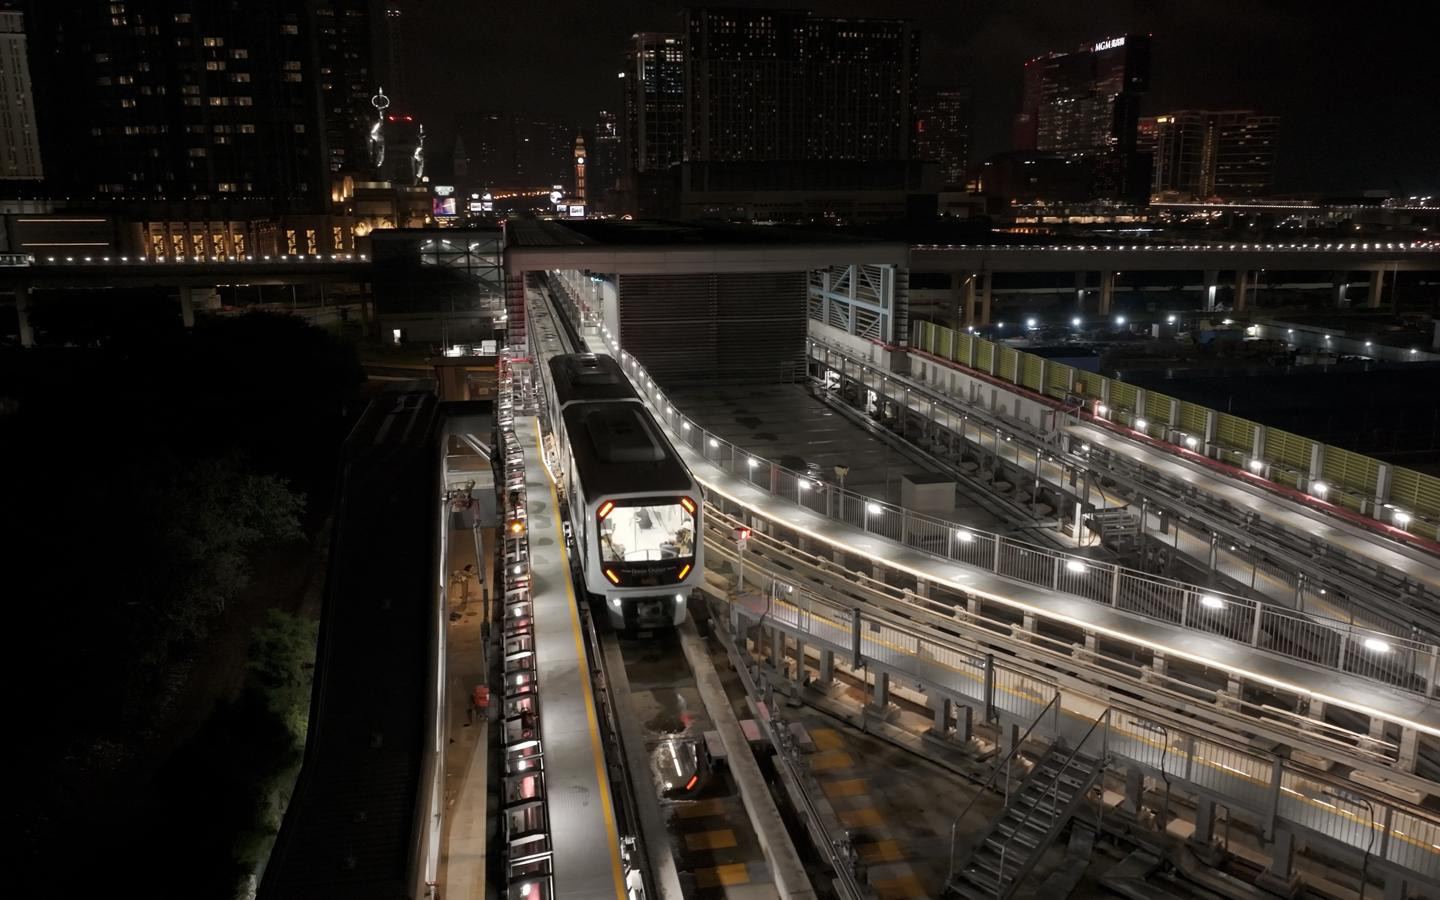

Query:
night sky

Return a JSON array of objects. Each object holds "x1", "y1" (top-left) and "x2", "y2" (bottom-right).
[{"x1": 405, "y1": 0, "x2": 1438, "y2": 195}]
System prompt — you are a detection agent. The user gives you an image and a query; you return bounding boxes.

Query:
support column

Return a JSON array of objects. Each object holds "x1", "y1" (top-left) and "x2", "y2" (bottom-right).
[
  {"x1": 1203, "y1": 269, "x2": 1219, "y2": 311},
  {"x1": 1367, "y1": 267, "x2": 1386, "y2": 308},
  {"x1": 817, "y1": 649, "x2": 834, "y2": 687},
  {"x1": 1332, "y1": 271, "x2": 1350, "y2": 308},
  {"x1": 957, "y1": 705, "x2": 974, "y2": 742},
  {"x1": 929, "y1": 696, "x2": 952, "y2": 737},
  {"x1": 1260, "y1": 828, "x2": 1298, "y2": 889},
  {"x1": 1234, "y1": 269, "x2": 1252, "y2": 312},
  {"x1": 771, "y1": 629, "x2": 785, "y2": 675},
  {"x1": 869, "y1": 670, "x2": 890, "y2": 713},
  {"x1": 1123, "y1": 766, "x2": 1144, "y2": 815},
  {"x1": 792, "y1": 640, "x2": 807, "y2": 685},
  {"x1": 14, "y1": 282, "x2": 34, "y2": 348},
  {"x1": 1098, "y1": 270, "x2": 1116, "y2": 315},
  {"x1": 1192, "y1": 796, "x2": 1216, "y2": 846},
  {"x1": 978, "y1": 270, "x2": 993, "y2": 326},
  {"x1": 179, "y1": 285, "x2": 196, "y2": 328}
]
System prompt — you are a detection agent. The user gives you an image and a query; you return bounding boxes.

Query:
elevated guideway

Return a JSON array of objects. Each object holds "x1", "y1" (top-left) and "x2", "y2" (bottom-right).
[{"x1": 813, "y1": 336, "x2": 1440, "y2": 637}]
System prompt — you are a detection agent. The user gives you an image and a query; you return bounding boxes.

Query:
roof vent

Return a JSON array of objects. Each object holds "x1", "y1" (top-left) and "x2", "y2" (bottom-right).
[{"x1": 584, "y1": 407, "x2": 664, "y2": 463}]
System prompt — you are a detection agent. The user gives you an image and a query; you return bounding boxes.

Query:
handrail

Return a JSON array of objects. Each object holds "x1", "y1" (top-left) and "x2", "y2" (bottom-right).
[
  {"x1": 946, "y1": 693, "x2": 1061, "y2": 884},
  {"x1": 597, "y1": 327, "x2": 1440, "y2": 699},
  {"x1": 993, "y1": 707, "x2": 1111, "y2": 898}
]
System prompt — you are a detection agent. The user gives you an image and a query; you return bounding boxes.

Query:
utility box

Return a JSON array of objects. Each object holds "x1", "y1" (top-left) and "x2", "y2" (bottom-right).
[{"x1": 900, "y1": 472, "x2": 956, "y2": 517}]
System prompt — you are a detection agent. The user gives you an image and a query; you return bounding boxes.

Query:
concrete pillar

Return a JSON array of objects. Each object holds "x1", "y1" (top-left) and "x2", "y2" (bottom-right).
[
  {"x1": 1368, "y1": 268, "x2": 1386, "y2": 308},
  {"x1": 1264, "y1": 828, "x2": 1296, "y2": 882},
  {"x1": 978, "y1": 270, "x2": 993, "y2": 326},
  {"x1": 930, "y1": 696, "x2": 952, "y2": 736},
  {"x1": 1123, "y1": 766, "x2": 1144, "y2": 815},
  {"x1": 1234, "y1": 270, "x2": 1251, "y2": 312},
  {"x1": 1192, "y1": 796, "x2": 1216, "y2": 846},
  {"x1": 14, "y1": 282, "x2": 34, "y2": 348},
  {"x1": 1203, "y1": 269, "x2": 1219, "y2": 311},
  {"x1": 1384, "y1": 874, "x2": 1408, "y2": 900},
  {"x1": 1399, "y1": 727, "x2": 1419, "y2": 773},
  {"x1": 1332, "y1": 271, "x2": 1350, "y2": 308},
  {"x1": 792, "y1": 640, "x2": 807, "y2": 684},
  {"x1": 818, "y1": 649, "x2": 834, "y2": 686},
  {"x1": 870, "y1": 670, "x2": 890, "y2": 712},
  {"x1": 1098, "y1": 270, "x2": 1116, "y2": 315},
  {"x1": 771, "y1": 628, "x2": 785, "y2": 675},
  {"x1": 179, "y1": 285, "x2": 196, "y2": 328},
  {"x1": 957, "y1": 705, "x2": 974, "y2": 742}
]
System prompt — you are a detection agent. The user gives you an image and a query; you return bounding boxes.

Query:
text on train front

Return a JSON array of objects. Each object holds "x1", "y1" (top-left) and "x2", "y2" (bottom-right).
[{"x1": 597, "y1": 496, "x2": 697, "y2": 586}]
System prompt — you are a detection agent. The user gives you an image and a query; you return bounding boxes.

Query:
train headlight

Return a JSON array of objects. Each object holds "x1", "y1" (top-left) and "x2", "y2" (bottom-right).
[{"x1": 608, "y1": 596, "x2": 622, "y2": 609}]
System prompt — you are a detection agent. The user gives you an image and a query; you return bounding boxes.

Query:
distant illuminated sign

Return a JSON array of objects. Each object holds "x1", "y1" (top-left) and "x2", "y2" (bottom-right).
[
  {"x1": 433, "y1": 196, "x2": 457, "y2": 217},
  {"x1": 567, "y1": 204, "x2": 585, "y2": 218},
  {"x1": 1093, "y1": 37, "x2": 1125, "y2": 51},
  {"x1": 434, "y1": 184, "x2": 454, "y2": 197}
]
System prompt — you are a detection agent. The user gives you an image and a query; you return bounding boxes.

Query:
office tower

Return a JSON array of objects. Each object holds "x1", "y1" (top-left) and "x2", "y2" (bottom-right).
[
  {"x1": 0, "y1": 5, "x2": 42, "y2": 180},
  {"x1": 316, "y1": 1, "x2": 385, "y2": 175},
  {"x1": 1152, "y1": 110, "x2": 1279, "y2": 198},
  {"x1": 574, "y1": 134, "x2": 586, "y2": 202},
  {"x1": 20, "y1": 0, "x2": 355, "y2": 207},
  {"x1": 916, "y1": 87, "x2": 972, "y2": 187},
  {"x1": 381, "y1": 2, "x2": 406, "y2": 105},
  {"x1": 684, "y1": 8, "x2": 918, "y2": 162},
  {"x1": 622, "y1": 32, "x2": 685, "y2": 174},
  {"x1": 589, "y1": 109, "x2": 621, "y2": 196},
  {"x1": 1013, "y1": 34, "x2": 1151, "y2": 201}
]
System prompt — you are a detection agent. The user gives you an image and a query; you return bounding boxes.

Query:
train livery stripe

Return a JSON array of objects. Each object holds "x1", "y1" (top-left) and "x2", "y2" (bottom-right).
[{"x1": 535, "y1": 421, "x2": 628, "y2": 899}]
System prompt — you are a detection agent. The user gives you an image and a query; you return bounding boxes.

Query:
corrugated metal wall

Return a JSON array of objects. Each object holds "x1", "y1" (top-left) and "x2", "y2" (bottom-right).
[{"x1": 619, "y1": 271, "x2": 807, "y2": 384}]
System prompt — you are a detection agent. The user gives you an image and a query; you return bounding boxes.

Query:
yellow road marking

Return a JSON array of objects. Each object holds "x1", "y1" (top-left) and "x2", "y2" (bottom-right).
[
  {"x1": 872, "y1": 874, "x2": 926, "y2": 898},
  {"x1": 685, "y1": 829, "x2": 739, "y2": 851},
  {"x1": 694, "y1": 863, "x2": 751, "y2": 887},
  {"x1": 810, "y1": 728, "x2": 845, "y2": 750},
  {"x1": 839, "y1": 807, "x2": 883, "y2": 827},
  {"x1": 676, "y1": 798, "x2": 730, "y2": 819},
  {"x1": 535, "y1": 421, "x2": 627, "y2": 900},
  {"x1": 810, "y1": 750, "x2": 854, "y2": 771},
  {"x1": 822, "y1": 778, "x2": 868, "y2": 798},
  {"x1": 858, "y1": 840, "x2": 905, "y2": 863}
]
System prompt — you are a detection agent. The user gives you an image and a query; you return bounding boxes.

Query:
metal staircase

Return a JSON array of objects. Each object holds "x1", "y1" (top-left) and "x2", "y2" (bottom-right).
[{"x1": 948, "y1": 711, "x2": 1110, "y2": 899}]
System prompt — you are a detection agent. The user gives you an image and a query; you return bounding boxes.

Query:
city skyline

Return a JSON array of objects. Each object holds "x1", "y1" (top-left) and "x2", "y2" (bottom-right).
[{"x1": 399, "y1": 0, "x2": 1438, "y2": 195}]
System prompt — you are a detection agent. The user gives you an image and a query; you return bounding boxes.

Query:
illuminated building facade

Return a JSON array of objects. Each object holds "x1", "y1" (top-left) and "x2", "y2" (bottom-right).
[
  {"x1": 1151, "y1": 110, "x2": 1279, "y2": 199},
  {"x1": 0, "y1": 7, "x2": 42, "y2": 180},
  {"x1": 915, "y1": 86, "x2": 971, "y2": 187},
  {"x1": 573, "y1": 134, "x2": 586, "y2": 202},
  {"x1": 622, "y1": 32, "x2": 685, "y2": 174},
  {"x1": 19, "y1": 0, "x2": 374, "y2": 207},
  {"x1": 1014, "y1": 34, "x2": 1151, "y2": 202},
  {"x1": 684, "y1": 8, "x2": 918, "y2": 162}
]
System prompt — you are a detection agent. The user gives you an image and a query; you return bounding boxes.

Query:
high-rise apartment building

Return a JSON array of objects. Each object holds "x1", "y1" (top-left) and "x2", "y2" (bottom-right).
[
  {"x1": 21, "y1": 0, "x2": 381, "y2": 207},
  {"x1": 315, "y1": 1, "x2": 385, "y2": 176},
  {"x1": 916, "y1": 86, "x2": 971, "y2": 187},
  {"x1": 1014, "y1": 34, "x2": 1151, "y2": 201},
  {"x1": 684, "y1": 8, "x2": 918, "y2": 162},
  {"x1": 589, "y1": 109, "x2": 621, "y2": 197},
  {"x1": 0, "y1": 6, "x2": 42, "y2": 180},
  {"x1": 622, "y1": 32, "x2": 685, "y2": 175},
  {"x1": 1151, "y1": 110, "x2": 1279, "y2": 198}
]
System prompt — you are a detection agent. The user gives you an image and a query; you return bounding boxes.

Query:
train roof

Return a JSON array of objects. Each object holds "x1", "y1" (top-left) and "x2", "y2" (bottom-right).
[
  {"x1": 561, "y1": 400, "x2": 695, "y2": 497},
  {"x1": 547, "y1": 353, "x2": 639, "y2": 407}
]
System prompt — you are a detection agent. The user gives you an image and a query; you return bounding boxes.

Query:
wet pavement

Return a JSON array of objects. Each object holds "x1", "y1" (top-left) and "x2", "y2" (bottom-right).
[{"x1": 618, "y1": 628, "x2": 777, "y2": 897}]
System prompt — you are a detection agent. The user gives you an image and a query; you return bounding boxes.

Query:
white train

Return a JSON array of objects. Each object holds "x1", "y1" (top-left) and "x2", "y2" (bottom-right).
[{"x1": 542, "y1": 353, "x2": 704, "y2": 629}]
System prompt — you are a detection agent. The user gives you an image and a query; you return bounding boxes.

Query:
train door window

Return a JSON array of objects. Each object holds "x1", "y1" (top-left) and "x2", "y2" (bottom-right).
[{"x1": 598, "y1": 500, "x2": 695, "y2": 563}]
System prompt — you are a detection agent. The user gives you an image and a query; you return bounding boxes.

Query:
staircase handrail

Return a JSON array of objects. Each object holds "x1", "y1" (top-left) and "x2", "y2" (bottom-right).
[
  {"x1": 994, "y1": 707, "x2": 1111, "y2": 898},
  {"x1": 946, "y1": 692, "x2": 1061, "y2": 883}
]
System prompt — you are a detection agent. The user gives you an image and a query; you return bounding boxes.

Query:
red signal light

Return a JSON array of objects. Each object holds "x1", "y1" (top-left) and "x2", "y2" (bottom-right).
[{"x1": 685, "y1": 774, "x2": 698, "y2": 790}]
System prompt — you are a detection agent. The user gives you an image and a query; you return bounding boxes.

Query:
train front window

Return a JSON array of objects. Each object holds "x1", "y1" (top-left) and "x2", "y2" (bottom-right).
[{"x1": 599, "y1": 501, "x2": 695, "y2": 563}]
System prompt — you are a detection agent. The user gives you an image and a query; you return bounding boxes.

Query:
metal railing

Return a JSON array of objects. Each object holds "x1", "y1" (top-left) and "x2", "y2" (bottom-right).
[
  {"x1": 593, "y1": 329, "x2": 1440, "y2": 699},
  {"x1": 993, "y1": 709, "x2": 1109, "y2": 899},
  {"x1": 946, "y1": 694, "x2": 1060, "y2": 883},
  {"x1": 714, "y1": 555, "x2": 1440, "y2": 883}
]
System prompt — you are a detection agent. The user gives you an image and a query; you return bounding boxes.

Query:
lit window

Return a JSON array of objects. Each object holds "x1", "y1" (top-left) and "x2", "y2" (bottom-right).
[
  {"x1": 231, "y1": 49, "x2": 249, "y2": 59},
  {"x1": 281, "y1": 24, "x2": 298, "y2": 34},
  {"x1": 305, "y1": 230, "x2": 318, "y2": 255},
  {"x1": 202, "y1": 36, "x2": 224, "y2": 47},
  {"x1": 174, "y1": 13, "x2": 191, "y2": 23},
  {"x1": 286, "y1": 230, "x2": 298, "y2": 255}
]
